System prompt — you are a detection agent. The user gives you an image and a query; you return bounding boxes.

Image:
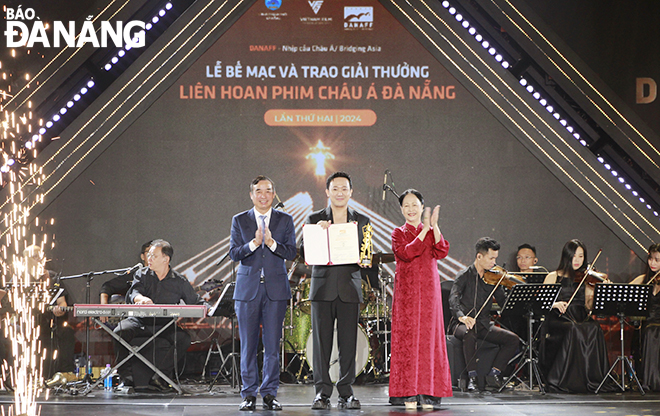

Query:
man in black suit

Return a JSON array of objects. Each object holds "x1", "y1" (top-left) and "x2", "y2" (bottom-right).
[{"x1": 305, "y1": 171, "x2": 370, "y2": 410}]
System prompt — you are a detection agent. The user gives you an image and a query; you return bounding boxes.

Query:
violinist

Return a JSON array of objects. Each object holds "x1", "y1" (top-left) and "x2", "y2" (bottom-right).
[
  {"x1": 539, "y1": 239, "x2": 613, "y2": 393},
  {"x1": 629, "y1": 243, "x2": 660, "y2": 391},
  {"x1": 448, "y1": 237, "x2": 520, "y2": 392}
]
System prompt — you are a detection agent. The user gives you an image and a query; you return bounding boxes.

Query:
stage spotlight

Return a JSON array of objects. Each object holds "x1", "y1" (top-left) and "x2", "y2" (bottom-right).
[
  {"x1": 567, "y1": 126, "x2": 574, "y2": 133},
  {"x1": 146, "y1": 23, "x2": 153, "y2": 31},
  {"x1": 7, "y1": 159, "x2": 15, "y2": 166},
  {"x1": 625, "y1": 184, "x2": 632, "y2": 190},
  {"x1": 482, "y1": 41, "x2": 489, "y2": 48},
  {"x1": 462, "y1": 21, "x2": 470, "y2": 29},
  {"x1": 442, "y1": 1, "x2": 449, "y2": 8},
  {"x1": 553, "y1": 113, "x2": 560, "y2": 119},
  {"x1": 159, "y1": 9, "x2": 166, "y2": 17},
  {"x1": 25, "y1": 142, "x2": 33, "y2": 149},
  {"x1": 166, "y1": 3, "x2": 173, "y2": 10},
  {"x1": 66, "y1": 101, "x2": 74, "y2": 108},
  {"x1": 152, "y1": 16, "x2": 160, "y2": 24},
  {"x1": 526, "y1": 85, "x2": 534, "y2": 93},
  {"x1": 46, "y1": 121, "x2": 53, "y2": 128},
  {"x1": 580, "y1": 140, "x2": 587, "y2": 146},
  {"x1": 449, "y1": 7, "x2": 456, "y2": 15},
  {"x1": 468, "y1": 27, "x2": 476, "y2": 35},
  {"x1": 39, "y1": 128, "x2": 46, "y2": 135},
  {"x1": 475, "y1": 34, "x2": 483, "y2": 42},
  {"x1": 87, "y1": 81, "x2": 95, "y2": 88},
  {"x1": 573, "y1": 133, "x2": 580, "y2": 139},
  {"x1": 80, "y1": 87, "x2": 88, "y2": 94},
  {"x1": 59, "y1": 108, "x2": 67, "y2": 115},
  {"x1": 0, "y1": 166, "x2": 9, "y2": 173},
  {"x1": 520, "y1": 78, "x2": 528, "y2": 86},
  {"x1": 495, "y1": 54, "x2": 503, "y2": 62},
  {"x1": 604, "y1": 164, "x2": 611, "y2": 170},
  {"x1": 597, "y1": 157, "x2": 604, "y2": 163},
  {"x1": 502, "y1": 61, "x2": 510, "y2": 69},
  {"x1": 560, "y1": 119, "x2": 567, "y2": 126},
  {"x1": 539, "y1": 99, "x2": 547, "y2": 106},
  {"x1": 488, "y1": 47, "x2": 496, "y2": 55},
  {"x1": 104, "y1": 64, "x2": 112, "y2": 71},
  {"x1": 31, "y1": 135, "x2": 38, "y2": 141},
  {"x1": 632, "y1": 191, "x2": 639, "y2": 197},
  {"x1": 640, "y1": 197, "x2": 645, "y2": 203},
  {"x1": 611, "y1": 170, "x2": 618, "y2": 177},
  {"x1": 73, "y1": 94, "x2": 81, "y2": 101},
  {"x1": 456, "y1": 14, "x2": 463, "y2": 21},
  {"x1": 654, "y1": 211, "x2": 658, "y2": 217},
  {"x1": 118, "y1": 50, "x2": 125, "y2": 57},
  {"x1": 111, "y1": 57, "x2": 119, "y2": 64},
  {"x1": 618, "y1": 177, "x2": 625, "y2": 183},
  {"x1": 53, "y1": 115, "x2": 60, "y2": 122}
]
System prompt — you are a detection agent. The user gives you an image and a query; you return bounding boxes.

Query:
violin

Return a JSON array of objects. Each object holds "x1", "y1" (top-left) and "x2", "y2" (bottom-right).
[
  {"x1": 483, "y1": 265, "x2": 526, "y2": 289},
  {"x1": 574, "y1": 268, "x2": 608, "y2": 287}
]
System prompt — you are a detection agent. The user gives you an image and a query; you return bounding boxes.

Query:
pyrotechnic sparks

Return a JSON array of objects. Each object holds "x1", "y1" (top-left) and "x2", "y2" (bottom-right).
[{"x1": 1, "y1": 43, "x2": 50, "y2": 416}]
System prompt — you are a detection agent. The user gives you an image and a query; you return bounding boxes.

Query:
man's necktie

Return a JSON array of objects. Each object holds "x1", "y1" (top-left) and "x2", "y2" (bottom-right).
[{"x1": 259, "y1": 215, "x2": 266, "y2": 250}]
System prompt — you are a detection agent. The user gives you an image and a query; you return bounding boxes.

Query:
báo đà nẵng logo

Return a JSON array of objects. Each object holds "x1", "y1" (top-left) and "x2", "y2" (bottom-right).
[{"x1": 4, "y1": 7, "x2": 146, "y2": 48}]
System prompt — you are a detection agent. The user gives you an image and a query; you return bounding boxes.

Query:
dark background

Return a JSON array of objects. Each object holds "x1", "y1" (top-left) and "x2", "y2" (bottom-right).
[{"x1": 4, "y1": 0, "x2": 656, "y2": 299}]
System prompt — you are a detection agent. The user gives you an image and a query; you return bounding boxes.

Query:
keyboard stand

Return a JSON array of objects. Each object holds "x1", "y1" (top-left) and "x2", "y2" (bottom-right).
[{"x1": 81, "y1": 317, "x2": 183, "y2": 395}]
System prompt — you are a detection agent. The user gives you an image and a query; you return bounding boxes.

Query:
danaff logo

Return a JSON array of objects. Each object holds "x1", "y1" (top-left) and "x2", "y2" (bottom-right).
[
  {"x1": 4, "y1": 7, "x2": 146, "y2": 48},
  {"x1": 308, "y1": 1, "x2": 323, "y2": 15}
]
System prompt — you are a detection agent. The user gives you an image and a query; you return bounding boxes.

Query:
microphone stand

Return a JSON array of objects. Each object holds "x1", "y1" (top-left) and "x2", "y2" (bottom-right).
[{"x1": 59, "y1": 265, "x2": 140, "y2": 386}]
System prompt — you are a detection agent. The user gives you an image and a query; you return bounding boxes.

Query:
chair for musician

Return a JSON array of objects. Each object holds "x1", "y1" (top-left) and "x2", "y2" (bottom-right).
[{"x1": 441, "y1": 280, "x2": 499, "y2": 391}]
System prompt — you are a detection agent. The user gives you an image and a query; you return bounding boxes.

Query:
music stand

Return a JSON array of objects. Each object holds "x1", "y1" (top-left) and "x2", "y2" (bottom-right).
[
  {"x1": 208, "y1": 279, "x2": 240, "y2": 391},
  {"x1": 499, "y1": 283, "x2": 561, "y2": 393},
  {"x1": 593, "y1": 283, "x2": 649, "y2": 394}
]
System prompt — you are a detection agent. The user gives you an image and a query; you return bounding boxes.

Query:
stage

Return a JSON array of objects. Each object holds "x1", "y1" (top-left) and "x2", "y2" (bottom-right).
[{"x1": 3, "y1": 384, "x2": 658, "y2": 416}]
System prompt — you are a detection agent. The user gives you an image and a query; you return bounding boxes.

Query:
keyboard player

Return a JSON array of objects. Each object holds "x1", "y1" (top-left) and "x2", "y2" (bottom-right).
[{"x1": 113, "y1": 239, "x2": 205, "y2": 392}]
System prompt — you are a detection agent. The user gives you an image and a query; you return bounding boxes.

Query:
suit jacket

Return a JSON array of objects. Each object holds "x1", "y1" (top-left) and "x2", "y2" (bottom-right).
[
  {"x1": 230, "y1": 208, "x2": 297, "y2": 302},
  {"x1": 304, "y1": 206, "x2": 371, "y2": 303}
]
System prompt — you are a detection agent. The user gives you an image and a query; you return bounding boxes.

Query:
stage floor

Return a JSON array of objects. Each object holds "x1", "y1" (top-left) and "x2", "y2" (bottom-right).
[{"x1": 1, "y1": 383, "x2": 658, "y2": 416}]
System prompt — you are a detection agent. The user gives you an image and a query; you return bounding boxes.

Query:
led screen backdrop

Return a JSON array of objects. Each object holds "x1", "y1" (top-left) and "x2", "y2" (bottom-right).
[{"x1": 40, "y1": 0, "x2": 643, "y2": 302}]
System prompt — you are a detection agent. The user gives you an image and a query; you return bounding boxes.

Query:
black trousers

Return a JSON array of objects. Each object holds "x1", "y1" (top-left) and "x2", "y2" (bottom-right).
[
  {"x1": 113, "y1": 317, "x2": 190, "y2": 383},
  {"x1": 454, "y1": 323, "x2": 519, "y2": 373},
  {"x1": 311, "y1": 298, "x2": 360, "y2": 398}
]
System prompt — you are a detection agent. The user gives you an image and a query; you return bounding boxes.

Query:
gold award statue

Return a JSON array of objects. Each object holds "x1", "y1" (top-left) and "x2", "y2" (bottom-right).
[{"x1": 360, "y1": 223, "x2": 373, "y2": 267}]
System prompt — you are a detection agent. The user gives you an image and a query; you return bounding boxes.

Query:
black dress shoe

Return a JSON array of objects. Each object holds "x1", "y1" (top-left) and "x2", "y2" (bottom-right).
[
  {"x1": 337, "y1": 395, "x2": 361, "y2": 409},
  {"x1": 262, "y1": 394, "x2": 282, "y2": 410},
  {"x1": 149, "y1": 375, "x2": 175, "y2": 393},
  {"x1": 239, "y1": 395, "x2": 257, "y2": 411},
  {"x1": 486, "y1": 374, "x2": 504, "y2": 390},
  {"x1": 311, "y1": 394, "x2": 331, "y2": 410},
  {"x1": 466, "y1": 375, "x2": 478, "y2": 392}
]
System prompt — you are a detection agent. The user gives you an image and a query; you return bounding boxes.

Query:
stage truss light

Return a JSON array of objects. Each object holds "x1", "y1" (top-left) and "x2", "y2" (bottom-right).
[{"x1": 440, "y1": 0, "x2": 660, "y2": 222}]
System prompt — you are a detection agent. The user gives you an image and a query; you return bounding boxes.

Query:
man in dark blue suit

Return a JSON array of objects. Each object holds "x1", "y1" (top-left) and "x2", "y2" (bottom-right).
[{"x1": 230, "y1": 175, "x2": 297, "y2": 411}]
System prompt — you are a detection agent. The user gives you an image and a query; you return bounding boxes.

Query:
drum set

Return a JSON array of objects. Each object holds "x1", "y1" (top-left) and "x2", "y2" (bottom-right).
[{"x1": 281, "y1": 253, "x2": 395, "y2": 383}]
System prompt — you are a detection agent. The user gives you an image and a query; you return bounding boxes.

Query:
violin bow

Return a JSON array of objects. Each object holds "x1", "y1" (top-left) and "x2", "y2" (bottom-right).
[
  {"x1": 472, "y1": 267, "x2": 508, "y2": 324},
  {"x1": 646, "y1": 269, "x2": 660, "y2": 286},
  {"x1": 564, "y1": 249, "x2": 602, "y2": 311}
]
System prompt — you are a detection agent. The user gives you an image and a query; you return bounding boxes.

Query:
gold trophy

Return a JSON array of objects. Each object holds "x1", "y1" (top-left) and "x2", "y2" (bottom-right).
[{"x1": 360, "y1": 223, "x2": 373, "y2": 267}]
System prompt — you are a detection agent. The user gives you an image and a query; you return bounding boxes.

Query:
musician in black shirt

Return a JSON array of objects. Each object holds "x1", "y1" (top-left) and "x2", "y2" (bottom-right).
[
  {"x1": 448, "y1": 237, "x2": 519, "y2": 392},
  {"x1": 99, "y1": 240, "x2": 152, "y2": 305},
  {"x1": 113, "y1": 239, "x2": 203, "y2": 392}
]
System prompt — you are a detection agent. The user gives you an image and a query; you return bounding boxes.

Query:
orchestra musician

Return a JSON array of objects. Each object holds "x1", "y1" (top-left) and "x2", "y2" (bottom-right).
[
  {"x1": 229, "y1": 175, "x2": 297, "y2": 411},
  {"x1": 303, "y1": 171, "x2": 370, "y2": 410},
  {"x1": 629, "y1": 243, "x2": 660, "y2": 391},
  {"x1": 22, "y1": 246, "x2": 77, "y2": 385},
  {"x1": 516, "y1": 244, "x2": 538, "y2": 273},
  {"x1": 448, "y1": 237, "x2": 520, "y2": 392},
  {"x1": 113, "y1": 239, "x2": 203, "y2": 392},
  {"x1": 99, "y1": 240, "x2": 152, "y2": 305},
  {"x1": 540, "y1": 239, "x2": 612, "y2": 393},
  {"x1": 389, "y1": 189, "x2": 451, "y2": 410}
]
